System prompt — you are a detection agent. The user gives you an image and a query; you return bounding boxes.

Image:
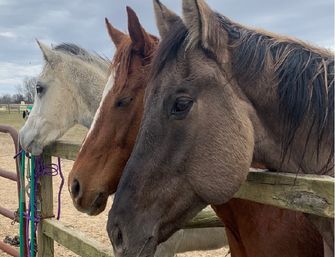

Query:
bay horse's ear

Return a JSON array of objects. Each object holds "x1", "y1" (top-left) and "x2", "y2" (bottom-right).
[
  {"x1": 126, "y1": 6, "x2": 151, "y2": 55},
  {"x1": 182, "y1": 0, "x2": 228, "y2": 60},
  {"x1": 36, "y1": 40, "x2": 60, "y2": 65},
  {"x1": 153, "y1": 0, "x2": 181, "y2": 38},
  {"x1": 105, "y1": 18, "x2": 126, "y2": 48}
]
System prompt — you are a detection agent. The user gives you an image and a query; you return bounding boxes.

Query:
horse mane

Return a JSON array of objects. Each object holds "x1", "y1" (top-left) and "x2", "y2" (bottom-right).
[
  {"x1": 151, "y1": 17, "x2": 334, "y2": 170},
  {"x1": 219, "y1": 14, "x2": 334, "y2": 167},
  {"x1": 53, "y1": 43, "x2": 110, "y2": 72}
]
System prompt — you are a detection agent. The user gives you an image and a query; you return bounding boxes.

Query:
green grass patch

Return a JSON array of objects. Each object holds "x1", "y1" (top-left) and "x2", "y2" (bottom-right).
[{"x1": 0, "y1": 112, "x2": 25, "y2": 130}]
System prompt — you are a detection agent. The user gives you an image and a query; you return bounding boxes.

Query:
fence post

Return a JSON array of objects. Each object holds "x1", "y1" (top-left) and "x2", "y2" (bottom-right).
[{"x1": 37, "y1": 154, "x2": 54, "y2": 257}]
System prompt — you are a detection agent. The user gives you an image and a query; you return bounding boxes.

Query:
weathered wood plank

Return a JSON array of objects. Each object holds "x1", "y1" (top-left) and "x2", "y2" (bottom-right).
[
  {"x1": 43, "y1": 219, "x2": 114, "y2": 257},
  {"x1": 44, "y1": 140, "x2": 80, "y2": 161},
  {"x1": 185, "y1": 208, "x2": 224, "y2": 228},
  {"x1": 235, "y1": 171, "x2": 334, "y2": 218},
  {"x1": 38, "y1": 154, "x2": 54, "y2": 257},
  {"x1": 45, "y1": 141, "x2": 335, "y2": 218}
]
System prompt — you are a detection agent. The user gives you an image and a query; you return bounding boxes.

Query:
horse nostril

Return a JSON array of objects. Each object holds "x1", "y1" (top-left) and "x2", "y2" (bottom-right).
[
  {"x1": 113, "y1": 226, "x2": 124, "y2": 253},
  {"x1": 71, "y1": 179, "x2": 81, "y2": 199}
]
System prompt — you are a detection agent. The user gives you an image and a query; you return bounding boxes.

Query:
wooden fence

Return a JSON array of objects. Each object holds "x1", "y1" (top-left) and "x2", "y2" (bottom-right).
[
  {"x1": 0, "y1": 104, "x2": 32, "y2": 113},
  {"x1": 36, "y1": 140, "x2": 334, "y2": 257}
]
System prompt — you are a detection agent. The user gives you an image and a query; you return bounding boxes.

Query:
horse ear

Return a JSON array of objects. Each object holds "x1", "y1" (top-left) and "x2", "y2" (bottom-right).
[
  {"x1": 153, "y1": 0, "x2": 182, "y2": 38},
  {"x1": 126, "y1": 6, "x2": 151, "y2": 54},
  {"x1": 36, "y1": 40, "x2": 60, "y2": 65},
  {"x1": 182, "y1": 0, "x2": 227, "y2": 59},
  {"x1": 105, "y1": 18, "x2": 126, "y2": 48}
]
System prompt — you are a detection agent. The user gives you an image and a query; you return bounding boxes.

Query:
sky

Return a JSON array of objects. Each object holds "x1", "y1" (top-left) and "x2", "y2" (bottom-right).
[{"x1": 0, "y1": 0, "x2": 334, "y2": 95}]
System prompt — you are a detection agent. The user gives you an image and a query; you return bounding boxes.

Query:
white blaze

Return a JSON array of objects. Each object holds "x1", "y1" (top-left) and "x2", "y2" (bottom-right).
[{"x1": 81, "y1": 70, "x2": 115, "y2": 148}]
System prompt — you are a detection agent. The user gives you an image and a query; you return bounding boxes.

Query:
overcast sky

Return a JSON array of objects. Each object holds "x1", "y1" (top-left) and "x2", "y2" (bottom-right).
[{"x1": 0, "y1": 0, "x2": 334, "y2": 95}]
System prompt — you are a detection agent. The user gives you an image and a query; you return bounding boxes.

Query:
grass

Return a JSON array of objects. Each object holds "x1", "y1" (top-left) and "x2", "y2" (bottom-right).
[
  {"x1": 0, "y1": 112, "x2": 25, "y2": 130},
  {"x1": 0, "y1": 111, "x2": 87, "y2": 143}
]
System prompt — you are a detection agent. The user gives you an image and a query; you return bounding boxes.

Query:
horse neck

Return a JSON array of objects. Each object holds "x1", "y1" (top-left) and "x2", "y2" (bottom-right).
[
  {"x1": 239, "y1": 71, "x2": 333, "y2": 176},
  {"x1": 76, "y1": 66, "x2": 108, "y2": 128},
  {"x1": 231, "y1": 44, "x2": 334, "y2": 175}
]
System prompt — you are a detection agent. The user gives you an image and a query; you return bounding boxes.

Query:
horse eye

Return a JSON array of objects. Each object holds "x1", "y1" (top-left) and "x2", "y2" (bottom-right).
[
  {"x1": 36, "y1": 84, "x2": 44, "y2": 94},
  {"x1": 171, "y1": 97, "x2": 193, "y2": 117},
  {"x1": 116, "y1": 97, "x2": 133, "y2": 108}
]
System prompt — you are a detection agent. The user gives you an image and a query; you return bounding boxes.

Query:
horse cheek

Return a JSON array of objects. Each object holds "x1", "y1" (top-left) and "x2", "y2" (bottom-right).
[{"x1": 188, "y1": 116, "x2": 254, "y2": 205}]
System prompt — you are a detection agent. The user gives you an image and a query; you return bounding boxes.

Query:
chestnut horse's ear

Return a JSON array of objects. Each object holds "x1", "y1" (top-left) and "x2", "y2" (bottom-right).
[
  {"x1": 126, "y1": 6, "x2": 151, "y2": 55},
  {"x1": 36, "y1": 40, "x2": 60, "y2": 65},
  {"x1": 182, "y1": 0, "x2": 228, "y2": 61},
  {"x1": 153, "y1": 0, "x2": 181, "y2": 38},
  {"x1": 105, "y1": 18, "x2": 126, "y2": 48}
]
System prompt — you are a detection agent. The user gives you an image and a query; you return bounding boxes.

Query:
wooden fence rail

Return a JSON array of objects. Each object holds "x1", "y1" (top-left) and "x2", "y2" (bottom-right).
[
  {"x1": 0, "y1": 104, "x2": 32, "y2": 113},
  {"x1": 44, "y1": 140, "x2": 335, "y2": 218},
  {"x1": 36, "y1": 140, "x2": 334, "y2": 257}
]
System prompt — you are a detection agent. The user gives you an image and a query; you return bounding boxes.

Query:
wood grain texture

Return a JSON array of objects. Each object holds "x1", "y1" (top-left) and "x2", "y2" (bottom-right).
[
  {"x1": 43, "y1": 219, "x2": 113, "y2": 257},
  {"x1": 38, "y1": 154, "x2": 54, "y2": 257}
]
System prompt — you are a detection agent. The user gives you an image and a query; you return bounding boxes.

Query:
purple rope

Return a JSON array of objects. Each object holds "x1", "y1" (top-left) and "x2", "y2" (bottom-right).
[
  {"x1": 33, "y1": 156, "x2": 63, "y2": 220},
  {"x1": 13, "y1": 149, "x2": 22, "y2": 159},
  {"x1": 56, "y1": 158, "x2": 64, "y2": 220}
]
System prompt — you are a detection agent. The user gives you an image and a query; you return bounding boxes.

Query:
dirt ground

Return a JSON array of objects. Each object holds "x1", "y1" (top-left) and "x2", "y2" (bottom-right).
[{"x1": 0, "y1": 113, "x2": 230, "y2": 256}]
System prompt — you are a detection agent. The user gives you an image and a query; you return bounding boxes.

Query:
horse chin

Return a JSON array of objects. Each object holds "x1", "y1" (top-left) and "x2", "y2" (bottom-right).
[
  {"x1": 135, "y1": 237, "x2": 157, "y2": 257},
  {"x1": 30, "y1": 144, "x2": 44, "y2": 156},
  {"x1": 112, "y1": 233, "x2": 158, "y2": 257},
  {"x1": 20, "y1": 137, "x2": 43, "y2": 155}
]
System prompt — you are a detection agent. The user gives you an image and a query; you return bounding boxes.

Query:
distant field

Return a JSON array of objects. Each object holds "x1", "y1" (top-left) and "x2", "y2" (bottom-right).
[
  {"x1": 0, "y1": 112, "x2": 25, "y2": 130},
  {"x1": 0, "y1": 112, "x2": 88, "y2": 142}
]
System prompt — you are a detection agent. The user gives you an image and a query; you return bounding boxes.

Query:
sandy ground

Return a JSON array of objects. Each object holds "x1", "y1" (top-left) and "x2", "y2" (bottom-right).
[{"x1": 0, "y1": 116, "x2": 230, "y2": 256}]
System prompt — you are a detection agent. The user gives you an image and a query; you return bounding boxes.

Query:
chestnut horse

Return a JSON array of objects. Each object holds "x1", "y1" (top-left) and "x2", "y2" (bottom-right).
[
  {"x1": 69, "y1": 4, "x2": 324, "y2": 257},
  {"x1": 108, "y1": 0, "x2": 333, "y2": 257}
]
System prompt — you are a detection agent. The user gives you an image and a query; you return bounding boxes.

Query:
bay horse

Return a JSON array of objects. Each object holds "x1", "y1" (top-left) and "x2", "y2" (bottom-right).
[
  {"x1": 19, "y1": 42, "x2": 109, "y2": 155},
  {"x1": 108, "y1": 0, "x2": 333, "y2": 257},
  {"x1": 69, "y1": 3, "x2": 324, "y2": 257},
  {"x1": 69, "y1": 8, "x2": 227, "y2": 257}
]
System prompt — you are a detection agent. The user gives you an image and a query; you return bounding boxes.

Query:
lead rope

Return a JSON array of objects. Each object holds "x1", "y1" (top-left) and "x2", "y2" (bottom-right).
[
  {"x1": 18, "y1": 150, "x2": 26, "y2": 257},
  {"x1": 15, "y1": 151, "x2": 64, "y2": 257}
]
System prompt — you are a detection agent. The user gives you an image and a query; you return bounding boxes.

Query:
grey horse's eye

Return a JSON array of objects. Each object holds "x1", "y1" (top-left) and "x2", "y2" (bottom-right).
[
  {"x1": 171, "y1": 96, "x2": 193, "y2": 119},
  {"x1": 36, "y1": 84, "x2": 44, "y2": 94}
]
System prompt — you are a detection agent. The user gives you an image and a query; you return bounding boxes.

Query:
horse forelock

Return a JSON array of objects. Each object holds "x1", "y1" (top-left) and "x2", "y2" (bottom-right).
[
  {"x1": 150, "y1": 21, "x2": 188, "y2": 81},
  {"x1": 111, "y1": 38, "x2": 133, "y2": 93},
  {"x1": 112, "y1": 34, "x2": 158, "y2": 94}
]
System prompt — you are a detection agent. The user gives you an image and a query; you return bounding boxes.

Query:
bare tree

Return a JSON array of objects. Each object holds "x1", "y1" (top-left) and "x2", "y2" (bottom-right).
[
  {"x1": 11, "y1": 93, "x2": 25, "y2": 103},
  {"x1": 17, "y1": 76, "x2": 37, "y2": 103},
  {"x1": 0, "y1": 94, "x2": 13, "y2": 104}
]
